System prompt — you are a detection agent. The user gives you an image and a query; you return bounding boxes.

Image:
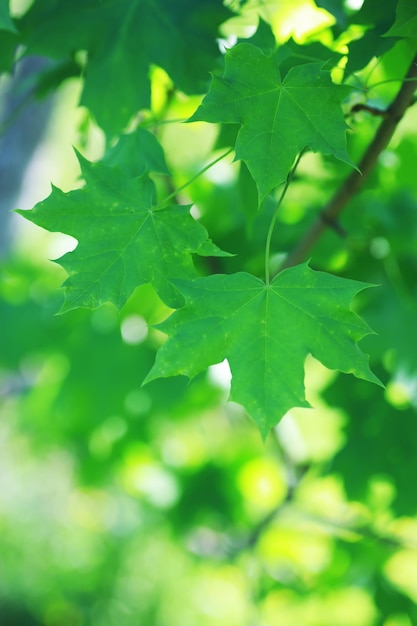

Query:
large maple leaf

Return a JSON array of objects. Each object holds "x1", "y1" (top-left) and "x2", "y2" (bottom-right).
[
  {"x1": 17, "y1": 153, "x2": 228, "y2": 312},
  {"x1": 145, "y1": 264, "x2": 381, "y2": 438},
  {"x1": 190, "y1": 44, "x2": 355, "y2": 203},
  {"x1": 19, "y1": 0, "x2": 232, "y2": 136}
]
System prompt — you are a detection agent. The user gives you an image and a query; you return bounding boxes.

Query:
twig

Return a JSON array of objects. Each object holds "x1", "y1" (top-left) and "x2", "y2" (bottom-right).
[
  {"x1": 227, "y1": 453, "x2": 309, "y2": 558},
  {"x1": 227, "y1": 496, "x2": 417, "y2": 559},
  {"x1": 155, "y1": 148, "x2": 233, "y2": 209},
  {"x1": 291, "y1": 507, "x2": 417, "y2": 551},
  {"x1": 280, "y1": 51, "x2": 417, "y2": 270}
]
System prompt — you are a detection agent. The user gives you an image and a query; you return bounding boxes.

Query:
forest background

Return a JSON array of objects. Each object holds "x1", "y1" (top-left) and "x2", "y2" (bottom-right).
[{"x1": 1, "y1": 0, "x2": 417, "y2": 625}]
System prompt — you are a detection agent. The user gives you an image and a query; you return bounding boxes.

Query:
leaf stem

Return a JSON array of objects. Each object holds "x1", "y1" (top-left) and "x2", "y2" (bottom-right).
[
  {"x1": 264, "y1": 150, "x2": 305, "y2": 284},
  {"x1": 156, "y1": 148, "x2": 233, "y2": 209},
  {"x1": 366, "y1": 76, "x2": 417, "y2": 92},
  {"x1": 143, "y1": 117, "x2": 188, "y2": 128}
]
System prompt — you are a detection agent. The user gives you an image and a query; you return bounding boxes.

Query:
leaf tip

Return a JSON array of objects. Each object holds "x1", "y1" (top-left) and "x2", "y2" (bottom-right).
[
  {"x1": 362, "y1": 364, "x2": 385, "y2": 389},
  {"x1": 187, "y1": 103, "x2": 205, "y2": 124},
  {"x1": 141, "y1": 371, "x2": 155, "y2": 387},
  {"x1": 72, "y1": 146, "x2": 91, "y2": 172},
  {"x1": 258, "y1": 425, "x2": 271, "y2": 442}
]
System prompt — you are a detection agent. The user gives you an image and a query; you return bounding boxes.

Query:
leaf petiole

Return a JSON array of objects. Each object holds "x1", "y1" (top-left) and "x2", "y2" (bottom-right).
[
  {"x1": 366, "y1": 76, "x2": 417, "y2": 93},
  {"x1": 264, "y1": 150, "x2": 305, "y2": 284},
  {"x1": 156, "y1": 147, "x2": 233, "y2": 209}
]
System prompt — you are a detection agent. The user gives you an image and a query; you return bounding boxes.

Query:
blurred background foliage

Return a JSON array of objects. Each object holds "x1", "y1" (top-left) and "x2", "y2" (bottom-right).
[{"x1": 1, "y1": 0, "x2": 417, "y2": 624}]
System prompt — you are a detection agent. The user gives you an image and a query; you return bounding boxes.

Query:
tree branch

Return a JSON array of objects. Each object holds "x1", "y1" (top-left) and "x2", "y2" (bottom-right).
[{"x1": 280, "y1": 51, "x2": 417, "y2": 270}]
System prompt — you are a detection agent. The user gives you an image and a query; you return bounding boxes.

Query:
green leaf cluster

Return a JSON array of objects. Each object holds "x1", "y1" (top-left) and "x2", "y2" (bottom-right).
[
  {"x1": 2, "y1": 1, "x2": 417, "y2": 622},
  {"x1": 6, "y1": 3, "x2": 397, "y2": 435}
]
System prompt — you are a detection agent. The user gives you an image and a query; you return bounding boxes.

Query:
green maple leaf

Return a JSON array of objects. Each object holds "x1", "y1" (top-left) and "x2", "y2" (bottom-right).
[
  {"x1": 190, "y1": 44, "x2": 355, "y2": 203},
  {"x1": 16, "y1": 153, "x2": 229, "y2": 312},
  {"x1": 145, "y1": 263, "x2": 381, "y2": 438},
  {"x1": 20, "y1": 0, "x2": 232, "y2": 136}
]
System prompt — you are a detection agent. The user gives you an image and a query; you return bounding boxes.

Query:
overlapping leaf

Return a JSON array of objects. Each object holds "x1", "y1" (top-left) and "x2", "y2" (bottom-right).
[
  {"x1": 102, "y1": 128, "x2": 171, "y2": 178},
  {"x1": 190, "y1": 44, "x2": 355, "y2": 203},
  {"x1": 344, "y1": 0, "x2": 398, "y2": 76},
  {"x1": 17, "y1": 153, "x2": 229, "y2": 312},
  {"x1": 385, "y1": 0, "x2": 417, "y2": 37},
  {"x1": 146, "y1": 263, "x2": 381, "y2": 437},
  {"x1": 19, "y1": 0, "x2": 232, "y2": 136},
  {"x1": 313, "y1": 0, "x2": 348, "y2": 26},
  {"x1": 240, "y1": 19, "x2": 343, "y2": 74}
]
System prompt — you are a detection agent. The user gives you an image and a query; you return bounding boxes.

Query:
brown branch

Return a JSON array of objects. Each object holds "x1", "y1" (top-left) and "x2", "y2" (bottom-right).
[
  {"x1": 280, "y1": 51, "x2": 417, "y2": 271},
  {"x1": 350, "y1": 102, "x2": 390, "y2": 117}
]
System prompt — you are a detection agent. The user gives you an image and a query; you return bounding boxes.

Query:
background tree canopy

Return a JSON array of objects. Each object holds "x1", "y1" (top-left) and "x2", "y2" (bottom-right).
[{"x1": 1, "y1": 0, "x2": 417, "y2": 624}]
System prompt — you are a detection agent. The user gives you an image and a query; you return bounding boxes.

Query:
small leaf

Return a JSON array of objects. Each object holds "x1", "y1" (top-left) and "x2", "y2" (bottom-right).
[
  {"x1": 146, "y1": 263, "x2": 381, "y2": 438},
  {"x1": 190, "y1": 44, "x2": 355, "y2": 203},
  {"x1": 16, "y1": 153, "x2": 229, "y2": 312},
  {"x1": 103, "y1": 128, "x2": 170, "y2": 178},
  {"x1": 274, "y1": 38, "x2": 343, "y2": 78},
  {"x1": 238, "y1": 17, "x2": 276, "y2": 54}
]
